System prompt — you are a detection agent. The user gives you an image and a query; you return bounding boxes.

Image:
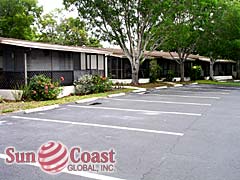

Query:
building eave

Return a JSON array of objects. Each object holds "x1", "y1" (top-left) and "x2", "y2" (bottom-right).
[{"x1": 0, "y1": 37, "x2": 111, "y2": 55}]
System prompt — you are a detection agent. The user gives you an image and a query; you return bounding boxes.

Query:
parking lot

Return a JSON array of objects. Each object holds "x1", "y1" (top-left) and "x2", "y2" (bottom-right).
[{"x1": 1, "y1": 84, "x2": 240, "y2": 180}]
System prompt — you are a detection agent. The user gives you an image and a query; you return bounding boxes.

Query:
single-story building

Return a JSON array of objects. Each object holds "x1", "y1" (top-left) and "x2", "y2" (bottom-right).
[
  {"x1": 0, "y1": 37, "x2": 110, "y2": 89},
  {"x1": 0, "y1": 37, "x2": 237, "y2": 89},
  {"x1": 105, "y1": 49, "x2": 237, "y2": 80}
]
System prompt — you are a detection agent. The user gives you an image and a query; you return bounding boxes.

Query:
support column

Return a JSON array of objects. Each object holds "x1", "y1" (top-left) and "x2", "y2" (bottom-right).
[
  {"x1": 24, "y1": 53, "x2": 27, "y2": 85},
  {"x1": 237, "y1": 60, "x2": 240, "y2": 79},
  {"x1": 104, "y1": 55, "x2": 108, "y2": 77}
]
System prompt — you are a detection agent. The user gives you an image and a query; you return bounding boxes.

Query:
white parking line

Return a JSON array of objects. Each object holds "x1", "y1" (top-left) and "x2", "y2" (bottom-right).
[
  {"x1": 179, "y1": 87, "x2": 231, "y2": 92},
  {"x1": 11, "y1": 116, "x2": 184, "y2": 136},
  {"x1": 109, "y1": 98, "x2": 211, "y2": 106},
  {"x1": 0, "y1": 154, "x2": 126, "y2": 180},
  {"x1": 148, "y1": 94, "x2": 221, "y2": 99},
  {"x1": 0, "y1": 121, "x2": 6, "y2": 125},
  {"x1": 68, "y1": 105, "x2": 202, "y2": 116},
  {"x1": 162, "y1": 89, "x2": 229, "y2": 95},
  {"x1": 193, "y1": 85, "x2": 236, "y2": 90}
]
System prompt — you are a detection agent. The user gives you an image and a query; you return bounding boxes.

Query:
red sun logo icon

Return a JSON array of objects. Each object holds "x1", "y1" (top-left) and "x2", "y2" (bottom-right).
[{"x1": 38, "y1": 141, "x2": 69, "y2": 174}]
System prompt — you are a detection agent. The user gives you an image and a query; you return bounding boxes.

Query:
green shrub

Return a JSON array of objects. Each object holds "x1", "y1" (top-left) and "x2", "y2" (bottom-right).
[
  {"x1": 11, "y1": 90, "x2": 23, "y2": 102},
  {"x1": 74, "y1": 75, "x2": 94, "y2": 95},
  {"x1": 0, "y1": 96, "x2": 3, "y2": 103},
  {"x1": 149, "y1": 60, "x2": 162, "y2": 83},
  {"x1": 15, "y1": 84, "x2": 32, "y2": 101},
  {"x1": 166, "y1": 70, "x2": 175, "y2": 82},
  {"x1": 28, "y1": 75, "x2": 62, "y2": 101},
  {"x1": 22, "y1": 85, "x2": 32, "y2": 101},
  {"x1": 74, "y1": 74, "x2": 113, "y2": 95},
  {"x1": 114, "y1": 82, "x2": 124, "y2": 89},
  {"x1": 190, "y1": 65, "x2": 202, "y2": 81}
]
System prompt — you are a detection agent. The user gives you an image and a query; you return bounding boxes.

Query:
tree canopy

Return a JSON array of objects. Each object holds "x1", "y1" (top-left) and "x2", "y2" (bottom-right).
[
  {"x1": 0, "y1": 0, "x2": 239, "y2": 82},
  {"x1": 197, "y1": 0, "x2": 240, "y2": 79},
  {"x1": 37, "y1": 9, "x2": 101, "y2": 47},
  {"x1": 0, "y1": 0, "x2": 42, "y2": 40},
  {"x1": 159, "y1": 0, "x2": 222, "y2": 81},
  {"x1": 64, "y1": 0, "x2": 172, "y2": 84}
]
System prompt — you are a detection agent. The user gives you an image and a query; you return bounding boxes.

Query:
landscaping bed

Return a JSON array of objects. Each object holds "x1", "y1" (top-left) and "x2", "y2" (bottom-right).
[
  {"x1": 0, "y1": 88, "x2": 133, "y2": 114},
  {"x1": 0, "y1": 74, "x2": 135, "y2": 114}
]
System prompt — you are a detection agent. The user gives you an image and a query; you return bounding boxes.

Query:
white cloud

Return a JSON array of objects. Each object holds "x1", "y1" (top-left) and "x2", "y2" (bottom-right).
[{"x1": 38, "y1": 0, "x2": 64, "y2": 14}]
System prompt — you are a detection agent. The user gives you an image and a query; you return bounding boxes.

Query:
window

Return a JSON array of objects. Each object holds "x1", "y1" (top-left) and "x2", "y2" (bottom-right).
[
  {"x1": 52, "y1": 51, "x2": 73, "y2": 71},
  {"x1": 98, "y1": 55, "x2": 104, "y2": 70},
  {"x1": 81, "y1": 53, "x2": 86, "y2": 70},
  {"x1": 86, "y1": 54, "x2": 91, "y2": 70},
  {"x1": 91, "y1": 55, "x2": 97, "y2": 69},
  {"x1": 73, "y1": 53, "x2": 80, "y2": 70},
  {"x1": 29, "y1": 49, "x2": 51, "y2": 71},
  {"x1": 0, "y1": 54, "x2": 3, "y2": 70},
  {"x1": 80, "y1": 54, "x2": 105, "y2": 71}
]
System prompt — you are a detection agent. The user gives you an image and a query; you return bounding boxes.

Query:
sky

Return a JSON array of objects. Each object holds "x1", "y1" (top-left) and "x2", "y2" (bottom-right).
[{"x1": 38, "y1": 0, "x2": 65, "y2": 14}]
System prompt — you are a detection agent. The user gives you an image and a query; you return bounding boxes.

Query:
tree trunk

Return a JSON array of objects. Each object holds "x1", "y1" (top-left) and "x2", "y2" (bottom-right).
[
  {"x1": 131, "y1": 61, "x2": 139, "y2": 85},
  {"x1": 180, "y1": 62, "x2": 185, "y2": 82},
  {"x1": 209, "y1": 60, "x2": 214, "y2": 80}
]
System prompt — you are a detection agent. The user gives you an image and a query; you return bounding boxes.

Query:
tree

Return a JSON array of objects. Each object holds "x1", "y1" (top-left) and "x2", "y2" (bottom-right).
[
  {"x1": 57, "y1": 17, "x2": 90, "y2": 46},
  {"x1": 88, "y1": 37, "x2": 102, "y2": 48},
  {"x1": 0, "y1": 0, "x2": 42, "y2": 40},
  {"x1": 197, "y1": 0, "x2": 240, "y2": 80},
  {"x1": 37, "y1": 10, "x2": 59, "y2": 43},
  {"x1": 215, "y1": 1, "x2": 240, "y2": 62},
  {"x1": 160, "y1": 0, "x2": 220, "y2": 81},
  {"x1": 37, "y1": 9, "x2": 101, "y2": 47},
  {"x1": 149, "y1": 59, "x2": 162, "y2": 83},
  {"x1": 64, "y1": 0, "x2": 172, "y2": 84}
]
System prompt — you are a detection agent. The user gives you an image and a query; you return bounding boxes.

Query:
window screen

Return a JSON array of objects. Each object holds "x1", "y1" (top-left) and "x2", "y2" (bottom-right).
[
  {"x1": 98, "y1": 55, "x2": 104, "y2": 70},
  {"x1": 86, "y1": 55, "x2": 91, "y2": 70},
  {"x1": 81, "y1": 53, "x2": 86, "y2": 70},
  {"x1": 91, "y1": 55, "x2": 97, "y2": 69}
]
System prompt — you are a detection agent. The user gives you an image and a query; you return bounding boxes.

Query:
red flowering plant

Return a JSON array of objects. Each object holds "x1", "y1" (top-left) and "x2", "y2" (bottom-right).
[
  {"x1": 28, "y1": 75, "x2": 62, "y2": 101},
  {"x1": 60, "y1": 76, "x2": 65, "y2": 82},
  {"x1": 92, "y1": 75, "x2": 112, "y2": 93}
]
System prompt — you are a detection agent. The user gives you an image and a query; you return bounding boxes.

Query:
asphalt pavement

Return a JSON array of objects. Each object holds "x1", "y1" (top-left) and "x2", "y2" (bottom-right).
[{"x1": 1, "y1": 84, "x2": 240, "y2": 180}]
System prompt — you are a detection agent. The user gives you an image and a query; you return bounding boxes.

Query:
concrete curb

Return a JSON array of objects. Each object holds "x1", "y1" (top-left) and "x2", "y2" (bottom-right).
[
  {"x1": 122, "y1": 86, "x2": 140, "y2": 90},
  {"x1": 107, "y1": 93, "x2": 126, "y2": 98},
  {"x1": 155, "y1": 86, "x2": 168, "y2": 89},
  {"x1": 121, "y1": 86, "x2": 147, "y2": 93},
  {"x1": 132, "y1": 89, "x2": 146, "y2": 93},
  {"x1": 191, "y1": 82, "x2": 198, "y2": 85},
  {"x1": 174, "y1": 84, "x2": 183, "y2": 87},
  {"x1": 76, "y1": 97, "x2": 99, "y2": 104},
  {"x1": 137, "y1": 92, "x2": 146, "y2": 95},
  {"x1": 24, "y1": 105, "x2": 60, "y2": 114}
]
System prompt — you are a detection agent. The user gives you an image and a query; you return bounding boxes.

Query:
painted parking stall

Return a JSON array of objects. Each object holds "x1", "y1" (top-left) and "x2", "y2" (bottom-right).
[{"x1": 1, "y1": 84, "x2": 239, "y2": 180}]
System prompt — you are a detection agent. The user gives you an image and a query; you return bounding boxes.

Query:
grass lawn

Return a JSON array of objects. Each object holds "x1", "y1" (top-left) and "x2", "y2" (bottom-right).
[
  {"x1": 196, "y1": 80, "x2": 240, "y2": 87},
  {"x1": 0, "y1": 88, "x2": 133, "y2": 114}
]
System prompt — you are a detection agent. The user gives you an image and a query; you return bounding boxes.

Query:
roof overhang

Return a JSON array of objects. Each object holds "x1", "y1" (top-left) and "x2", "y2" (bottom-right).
[{"x1": 0, "y1": 37, "x2": 111, "y2": 55}]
